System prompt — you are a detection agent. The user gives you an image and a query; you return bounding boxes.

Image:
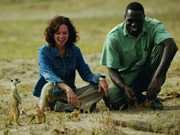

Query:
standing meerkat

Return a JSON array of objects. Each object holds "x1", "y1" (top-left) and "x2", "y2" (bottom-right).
[{"x1": 9, "y1": 79, "x2": 22, "y2": 126}]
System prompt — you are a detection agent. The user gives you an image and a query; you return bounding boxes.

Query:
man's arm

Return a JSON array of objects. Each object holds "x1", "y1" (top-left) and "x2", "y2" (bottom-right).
[
  {"x1": 108, "y1": 68, "x2": 136, "y2": 100},
  {"x1": 147, "y1": 38, "x2": 178, "y2": 101}
]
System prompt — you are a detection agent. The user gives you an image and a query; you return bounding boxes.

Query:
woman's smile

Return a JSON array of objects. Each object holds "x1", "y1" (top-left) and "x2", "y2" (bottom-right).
[{"x1": 54, "y1": 24, "x2": 69, "y2": 47}]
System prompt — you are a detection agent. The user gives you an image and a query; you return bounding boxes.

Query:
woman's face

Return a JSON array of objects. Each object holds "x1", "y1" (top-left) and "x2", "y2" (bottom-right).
[{"x1": 54, "y1": 24, "x2": 69, "y2": 48}]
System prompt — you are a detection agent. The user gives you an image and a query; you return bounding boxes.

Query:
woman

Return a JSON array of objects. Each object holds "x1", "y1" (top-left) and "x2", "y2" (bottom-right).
[{"x1": 33, "y1": 16, "x2": 108, "y2": 112}]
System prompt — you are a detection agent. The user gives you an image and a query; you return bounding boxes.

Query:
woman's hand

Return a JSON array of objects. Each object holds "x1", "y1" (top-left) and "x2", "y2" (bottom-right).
[
  {"x1": 66, "y1": 89, "x2": 79, "y2": 107},
  {"x1": 98, "y1": 78, "x2": 109, "y2": 97},
  {"x1": 56, "y1": 83, "x2": 78, "y2": 107}
]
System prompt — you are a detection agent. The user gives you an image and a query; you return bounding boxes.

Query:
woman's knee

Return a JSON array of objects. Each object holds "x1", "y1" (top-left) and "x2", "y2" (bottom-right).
[
  {"x1": 40, "y1": 83, "x2": 54, "y2": 104},
  {"x1": 39, "y1": 83, "x2": 54, "y2": 110},
  {"x1": 41, "y1": 83, "x2": 54, "y2": 98}
]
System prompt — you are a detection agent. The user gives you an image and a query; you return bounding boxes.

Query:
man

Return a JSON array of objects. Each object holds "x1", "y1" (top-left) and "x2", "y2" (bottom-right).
[{"x1": 101, "y1": 2, "x2": 178, "y2": 110}]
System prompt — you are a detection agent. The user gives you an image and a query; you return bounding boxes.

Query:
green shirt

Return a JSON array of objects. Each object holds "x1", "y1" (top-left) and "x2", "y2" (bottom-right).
[{"x1": 100, "y1": 17, "x2": 173, "y2": 73}]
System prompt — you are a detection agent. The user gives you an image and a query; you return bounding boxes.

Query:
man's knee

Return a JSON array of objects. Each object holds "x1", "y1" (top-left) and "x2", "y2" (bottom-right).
[
  {"x1": 108, "y1": 85, "x2": 127, "y2": 110},
  {"x1": 149, "y1": 44, "x2": 164, "y2": 72}
]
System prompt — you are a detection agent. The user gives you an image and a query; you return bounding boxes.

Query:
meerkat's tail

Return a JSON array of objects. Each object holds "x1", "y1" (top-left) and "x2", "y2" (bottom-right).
[{"x1": 29, "y1": 116, "x2": 35, "y2": 124}]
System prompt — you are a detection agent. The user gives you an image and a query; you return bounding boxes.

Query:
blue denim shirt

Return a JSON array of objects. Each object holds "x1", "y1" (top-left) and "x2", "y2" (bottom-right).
[{"x1": 33, "y1": 43, "x2": 104, "y2": 97}]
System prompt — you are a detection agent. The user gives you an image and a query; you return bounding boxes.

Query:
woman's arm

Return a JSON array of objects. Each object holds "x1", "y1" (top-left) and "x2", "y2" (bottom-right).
[{"x1": 56, "y1": 83, "x2": 78, "y2": 107}]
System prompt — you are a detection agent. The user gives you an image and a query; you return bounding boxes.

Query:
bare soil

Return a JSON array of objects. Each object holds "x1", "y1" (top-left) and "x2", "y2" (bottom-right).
[{"x1": 0, "y1": 52, "x2": 180, "y2": 135}]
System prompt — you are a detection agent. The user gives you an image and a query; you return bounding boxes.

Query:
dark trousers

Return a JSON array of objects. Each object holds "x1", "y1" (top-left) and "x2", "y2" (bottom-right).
[{"x1": 106, "y1": 44, "x2": 166, "y2": 110}]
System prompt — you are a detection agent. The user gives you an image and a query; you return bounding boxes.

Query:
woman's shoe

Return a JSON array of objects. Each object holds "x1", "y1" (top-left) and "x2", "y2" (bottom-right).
[{"x1": 54, "y1": 101, "x2": 75, "y2": 112}]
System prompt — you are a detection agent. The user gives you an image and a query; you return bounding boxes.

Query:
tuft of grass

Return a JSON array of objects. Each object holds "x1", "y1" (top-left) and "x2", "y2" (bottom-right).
[{"x1": 3, "y1": 128, "x2": 10, "y2": 135}]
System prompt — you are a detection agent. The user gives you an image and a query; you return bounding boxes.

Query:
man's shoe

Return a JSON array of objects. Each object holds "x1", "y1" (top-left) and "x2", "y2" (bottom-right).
[
  {"x1": 151, "y1": 99, "x2": 164, "y2": 110},
  {"x1": 54, "y1": 101, "x2": 75, "y2": 112}
]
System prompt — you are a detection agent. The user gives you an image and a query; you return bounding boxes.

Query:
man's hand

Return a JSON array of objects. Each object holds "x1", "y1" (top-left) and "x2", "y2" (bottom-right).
[
  {"x1": 124, "y1": 86, "x2": 136, "y2": 101},
  {"x1": 98, "y1": 78, "x2": 108, "y2": 97},
  {"x1": 108, "y1": 68, "x2": 136, "y2": 101},
  {"x1": 146, "y1": 76, "x2": 161, "y2": 102},
  {"x1": 66, "y1": 89, "x2": 79, "y2": 107}
]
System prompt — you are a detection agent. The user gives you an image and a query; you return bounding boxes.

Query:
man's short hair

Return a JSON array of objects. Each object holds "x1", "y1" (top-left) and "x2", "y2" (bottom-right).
[{"x1": 125, "y1": 2, "x2": 144, "y2": 14}]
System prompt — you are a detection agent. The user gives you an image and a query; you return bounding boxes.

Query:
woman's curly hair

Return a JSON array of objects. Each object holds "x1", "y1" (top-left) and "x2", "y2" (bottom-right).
[{"x1": 44, "y1": 16, "x2": 79, "y2": 47}]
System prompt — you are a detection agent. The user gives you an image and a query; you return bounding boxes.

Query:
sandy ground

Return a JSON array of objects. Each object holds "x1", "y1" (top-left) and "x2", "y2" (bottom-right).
[{"x1": 0, "y1": 52, "x2": 180, "y2": 135}]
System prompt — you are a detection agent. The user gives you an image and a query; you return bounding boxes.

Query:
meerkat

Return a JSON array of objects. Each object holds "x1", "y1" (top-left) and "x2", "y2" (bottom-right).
[
  {"x1": 21, "y1": 103, "x2": 46, "y2": 124},
  {"x1": 70, "y1": 102, "x2": 82, "y2": 119},
  {"x1": 9, "y1": 79, "x2": 22, "y2": 126},
  {"x1": 70, "y1": 109, "x2": 80, "y2": 118}
]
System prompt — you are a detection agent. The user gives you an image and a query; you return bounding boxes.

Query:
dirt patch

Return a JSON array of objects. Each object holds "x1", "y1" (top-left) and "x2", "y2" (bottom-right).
[{"x1": 0, "y1": 52, "x2": 180, "y2": 135}]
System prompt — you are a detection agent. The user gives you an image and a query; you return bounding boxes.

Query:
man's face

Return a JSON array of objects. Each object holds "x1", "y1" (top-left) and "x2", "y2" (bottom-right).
[{"x1": 125, "y1": 9, "x2": 145, "y2": 37}]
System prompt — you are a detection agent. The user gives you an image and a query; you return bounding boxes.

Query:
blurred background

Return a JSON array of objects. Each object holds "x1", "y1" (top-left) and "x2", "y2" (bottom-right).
[
  {"x1": 0, "y1": 1, "x2": 180, "y2": 134},
  {"x1": 0, "y1": 0, "x2": 179, "y2": 59}
]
